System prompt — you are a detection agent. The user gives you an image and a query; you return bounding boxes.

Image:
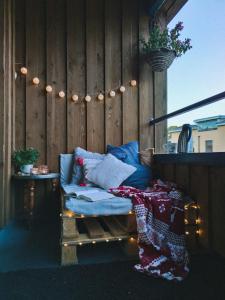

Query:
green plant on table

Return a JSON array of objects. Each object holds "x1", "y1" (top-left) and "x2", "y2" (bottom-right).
[{"x1": 12, "y1": 148, "x2": 39, "y2": 167}]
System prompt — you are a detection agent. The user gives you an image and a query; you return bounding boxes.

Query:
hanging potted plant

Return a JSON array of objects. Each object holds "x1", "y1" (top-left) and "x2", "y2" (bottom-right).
[
  {"x1": 12, "y1": 148, "x2": 39, "y2": 174},
  {"x1": 140, "y1": 22, "x2": 192, "y2": 72}
]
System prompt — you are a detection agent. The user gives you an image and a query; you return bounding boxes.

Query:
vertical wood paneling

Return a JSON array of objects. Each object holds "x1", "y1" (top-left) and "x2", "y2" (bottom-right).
[
  {"x1": 154, "y1": 14, "x2": 167, "y2": 154},
  {"x1": 67, "y1": 0, "x2": 86, "y2": 152},
  {"x1": 15, "y1": 0, "x2": 26, "y2": 149},
  {"x1": 210, "y1": 167, "x2": 225, "y2": 256},
  {"x1": 26, "y1": 0, "x2": 46, "y2": 164},
  {"x1": 163, "y1": 163, "x2": 175, "y2": 182},
  {"x1": 190, "y1": 165, "x2": 209, "y2": 248},
  {"x1": 105, "y1": 0, "x2": 122, "y2": 147},
  {"x1": 86, "y1": 0, "x2": 105, "y2": 153},
  {"x1": 138, "y1": 0, "x2": 154, "y2": 150},
  {"x1": 0, "y1": 0, "x2": 14, "y2": 227},
  {"x1": 46, "y1": 0, "x2": 67, "y2": 171},
  {"x1": 122, "y1": 0, "x2": 139, "y2": 144},
  {"x1": 175, "y1": 164, "x2": 190, "y2": 193},
  {"x1": 154, "y1": 72, "x2": 167, "y2": 154}
]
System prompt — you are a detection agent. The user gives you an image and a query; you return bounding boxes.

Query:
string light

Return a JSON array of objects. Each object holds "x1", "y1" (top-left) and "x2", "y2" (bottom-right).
[
  {"x1": 92, "y1": 241, "x2": 96, "y2": 244},
  {"x1": 97, "y1": 93, "x2": 104, "y2": 101},
  {"x1": 129, "y1": 237, "x2": 135, "y2": 242},
  {"x1": 85, "y1": 95, "x2": 91, "y2": 102},
  {"x1": 128, "y1": 211, "x2": 132, "y2": 215},
  {"x1": 130, "y1": 80, "x2": 137, "y2": 87},
  {"x1": 20, "y1": 67, "x2": 28, "y2": 75},
  {"x1": 79, "y1": 242, "x2": 83, "y2": 246},
  {"x1": 64, "y1": 243, "x2": 68, "y2": 247},
  {"x1": 46, "y1": 85, "x2": 53, "y2": 93},
  {"x1": 119, "y1": 86, "x2": 126, "y2": 93},
  {"x1": 106, "y1": 239, "x2": 109, "y2": 242},
  {"x1": 32, "y1": 77, "x2": 40, "y2": 85},
  {"x1": 185, "y1": 231, "x2": 189, "y2": 235},
  {"x1": 196, "y1": 218, "x2": 201, "y2": 224},
  {"x1": 109, "y1": 90, "x2": 116, "y2": 98},
  {"x1": 71, "y1": 94, "x2": 79, "y2": 102},
  {"x1": 184, "y1": 219, "x2": 188, "y2": 224},
  {"x1": 66, "y1": 212, "x2": 74, "y2": 218},
  {"x1": 118, "y1": 238, "x2": 122, "y2": 241},
  {"x1": 59, "y1": 91, "x2": 65, "y2": 98},
  {"x1": 80, "y1": 214, "x2": 85, "y2": 218}
]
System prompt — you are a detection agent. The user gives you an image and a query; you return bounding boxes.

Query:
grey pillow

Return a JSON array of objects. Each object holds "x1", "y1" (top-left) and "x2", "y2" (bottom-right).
[
  {"x1": 86, "y1": 154, "x2": 136, "y2": 190},
  {"x1": 70, "y1": 147, "x2": 105, "y2": 184}
]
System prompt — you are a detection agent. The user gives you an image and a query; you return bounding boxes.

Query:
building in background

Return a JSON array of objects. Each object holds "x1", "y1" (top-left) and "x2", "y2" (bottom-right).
[{"x1": 168, "y1": 115, "x2": 225, "y2": 153}]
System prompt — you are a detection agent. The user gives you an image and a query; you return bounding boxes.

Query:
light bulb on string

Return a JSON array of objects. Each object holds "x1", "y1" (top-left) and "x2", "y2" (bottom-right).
[
  {"x1": 59, "y1": 91, "x2": 65, "y2": 98},
  {"x1": 85, "y1": 95, "x2": 91, "y2": 102},
  {"x1": 46, "y1": 85, "x2": 53, "y2": 93},
  {"x1": 20, "y1": 67, "x2": 28, "y2": 75},
  {"x1": 109, "y1": 90, "x2": 116, "y2": 98},
  {"x1": 97, "y1": 93, "x2": 104, "y2": 101},
  {"x1": 32, "y1": 77, "x2": 40, "y2": 85},
  {"x1": 119, "y1": 86, "x2": 126, "y2": 93},
  {"x1": 130, "y1": 80, "x2": 137, "y2": 87},
  {"x1": 71, "y1": 94, "x2": 79, "y2": 102}
]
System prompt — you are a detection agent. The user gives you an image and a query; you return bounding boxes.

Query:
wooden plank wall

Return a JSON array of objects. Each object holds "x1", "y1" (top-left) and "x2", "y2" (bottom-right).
[
  {"x1": 14, "y1": 0, "x2": 160, "y2": 173},
  {"x1": 0, "y1": 0, "x2": 15, "y2": 227},
  {"x1": 155, "y1": 161, "x2": 225, "y2": 257}
]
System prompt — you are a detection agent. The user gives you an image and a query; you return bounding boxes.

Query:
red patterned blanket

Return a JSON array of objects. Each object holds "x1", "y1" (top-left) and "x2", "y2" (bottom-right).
[{"x1": 109, "y1": 180, "x2": 189, "y2": 282}]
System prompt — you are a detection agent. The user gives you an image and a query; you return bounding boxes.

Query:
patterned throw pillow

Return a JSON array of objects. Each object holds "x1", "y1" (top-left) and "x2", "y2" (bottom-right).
[
  {"x1": 76, "y1": 157, "x2": 101, "y2": 186},
  {"x1": 86, "y1": 154, "x2": 136, "y2": 190},
  {"x1": 70, "y1": 147, "x2": 105, "y2": 184}
]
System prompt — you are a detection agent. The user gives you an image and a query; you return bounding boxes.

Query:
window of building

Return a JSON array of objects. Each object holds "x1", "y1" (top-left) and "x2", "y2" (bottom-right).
[{"x1": 205, "y1": 140, "x2": 213, "y2": 152}]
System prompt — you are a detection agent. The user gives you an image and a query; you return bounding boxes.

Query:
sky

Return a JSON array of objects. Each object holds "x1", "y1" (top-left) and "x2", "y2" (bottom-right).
[{"x1": 167, "y1": 0, "x2": 225, "y2": 126}]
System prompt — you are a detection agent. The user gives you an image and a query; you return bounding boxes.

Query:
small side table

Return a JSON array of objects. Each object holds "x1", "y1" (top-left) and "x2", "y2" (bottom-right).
[{"x1": 12, "y1": 173, "x2": 60, "y2": 228}]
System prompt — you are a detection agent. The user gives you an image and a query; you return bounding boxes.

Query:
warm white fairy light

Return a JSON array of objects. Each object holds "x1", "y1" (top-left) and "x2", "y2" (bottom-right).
[
  {"x1": 59, "y1": 91, "x2": 65, "y2": 98},
  {"x1": 32, "y1": 77, "x2": 40, "y2": 85},
  {"x1": 79, "y1": 242, "x2": 83, "y2": 246},
  {"x1": 130, "y1": 80, "x2": 137, "y2": 87},
  {"x1": 59, "y1": 213, "x2": 62, "y2": 217},
  {"x1": 92, "y1": 241, "x2": 96, "y2": 244},
  {"x1": 109, "y1": 90, "x2": 116, "y2": 98},
  {"x1": 64, "y1": 243, "x2": 68, "y2": 247},
  {"x1": 118, "y1": 238, "x2": 122, "y2": 241},
  {"x1": 106, "y1": 239, "x2": 109, "y2": 242},
  {"x1": 46, "y1": 85, "x2": 53, "y2": 93},
  {"x1": 184, "y1": 219, "x2": 188, "y2": 224},
  {"x1": 80, "y1": 214, "x2": 85, "y2": 218},
  {"x1": 71, "y1": 94, "x2": 79, "y2": 102},
  {"x1": 196, "y1": 218, "x2": 201, "y2": 224},
  {"x1": 20, "y1": 67, "x2": 28, "y2": 75},
  {"x1": 185, "y1": 231, "x2": 189, "y2": 235},
  {"x1": 129, "y1": 237, "x2": 135, "y2": 242},
  {"x1": 85, "y1": 95, "x2": 91, "y2": 102},
  {"x1": 119, "y1": 86, "x2": 126, "y2": 93},
  {"x1": 97, "y1": 93, "x2": 104, "y2": 101},
  {"x1": 128, "y1": 211, "x2": 132, "y2": 215}
]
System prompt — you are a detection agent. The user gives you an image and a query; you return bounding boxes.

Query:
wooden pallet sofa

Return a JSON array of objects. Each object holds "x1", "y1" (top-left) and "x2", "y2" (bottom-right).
[{"x1": 60, "y1": 154, "x2": 137, "y2": 266}]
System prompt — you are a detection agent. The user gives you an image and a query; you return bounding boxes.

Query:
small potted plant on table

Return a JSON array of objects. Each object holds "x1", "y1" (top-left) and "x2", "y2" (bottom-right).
[
  {"x1": 12, "y1": 148, "x2": 39, "y2": 174},
  {"x1": 140, "y1": 22, "x2": 192, "y2": 72}
]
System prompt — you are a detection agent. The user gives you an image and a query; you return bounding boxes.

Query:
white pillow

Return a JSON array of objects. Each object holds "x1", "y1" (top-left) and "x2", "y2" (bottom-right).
[{"x1": 86, "y1": 154, "x2": 136, "y2": 190}]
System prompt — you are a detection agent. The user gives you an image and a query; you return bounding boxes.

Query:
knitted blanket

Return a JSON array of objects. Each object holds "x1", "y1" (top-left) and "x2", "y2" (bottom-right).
[{"x1": 109, "y1": 180, "x2": 189, "y2": 282}]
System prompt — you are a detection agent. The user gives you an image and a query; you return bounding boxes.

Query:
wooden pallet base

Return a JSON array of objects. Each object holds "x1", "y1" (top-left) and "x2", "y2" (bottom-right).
[{"x1": 60, "y1": 214, "x2": 137, "y2": 266}]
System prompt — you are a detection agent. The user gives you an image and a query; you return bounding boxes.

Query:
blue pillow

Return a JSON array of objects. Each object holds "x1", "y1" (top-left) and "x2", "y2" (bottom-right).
[
  {"x1": 123, "y1": 164, "x2": 151, "y2": 190},
  {"x1": 107, "y1": 141, "x2": 139, "y2": 165},
  {"x1": 107, "y1": 141, "x2": 151, "y2": 190}
]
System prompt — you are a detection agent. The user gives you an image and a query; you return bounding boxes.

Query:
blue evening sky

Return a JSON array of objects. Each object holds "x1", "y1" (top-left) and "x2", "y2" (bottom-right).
[{"x1": 167, "y1": 0, "x2": 225, "y2": 126}]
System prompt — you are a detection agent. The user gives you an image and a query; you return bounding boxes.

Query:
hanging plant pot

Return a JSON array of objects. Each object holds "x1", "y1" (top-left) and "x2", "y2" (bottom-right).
[{"x1": 145, "y1": 48, "x2": 176, "y2": 72}]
